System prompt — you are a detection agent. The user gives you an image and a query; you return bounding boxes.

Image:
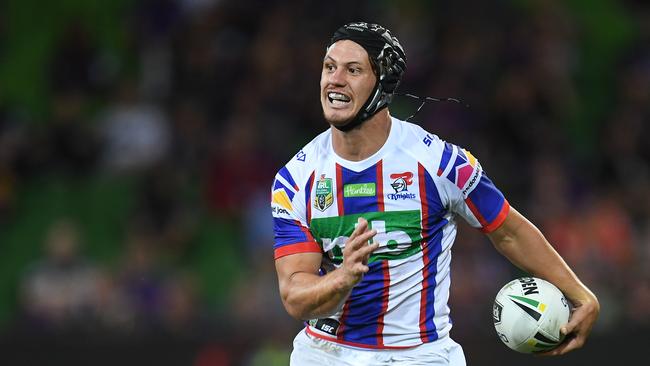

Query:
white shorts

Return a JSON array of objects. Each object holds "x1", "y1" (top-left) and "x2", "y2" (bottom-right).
[{"x1": 290, "y1": 328, "x2": 467, "y2": 366}]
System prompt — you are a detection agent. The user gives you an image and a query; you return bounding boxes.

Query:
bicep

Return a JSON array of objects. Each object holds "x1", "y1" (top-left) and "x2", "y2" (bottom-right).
[
  {"x1": 486, "y1": 206, "x2": 551, "y2": 269},
  {"x1": 486, "y1": 206, "x2": 528, "y2": 250}
]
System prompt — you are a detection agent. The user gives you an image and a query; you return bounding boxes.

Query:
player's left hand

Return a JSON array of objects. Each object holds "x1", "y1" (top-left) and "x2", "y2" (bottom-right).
[{"x1": 537, "y1": 293, "x2": 600, "y2": 356}]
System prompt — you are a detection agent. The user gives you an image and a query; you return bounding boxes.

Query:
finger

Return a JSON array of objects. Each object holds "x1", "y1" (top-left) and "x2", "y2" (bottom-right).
[
  {"x1": 350, "y1": 217, "x2": 368, "y2": 238},
  {"x1": 561, "y1": 304, "x2": 590, "y2": 336},
  {"x1": 536, "y1": 329, "x2": 585, "y2": 357},
  {"x1": 537, "y1": 335, "x2": 582, "y2": 356},
  {"x1": 347, "y1": 229, "x2": 377, "y2": 251},
  {"x1": 346, "y1": 240, "x2": 378, "y2": 264},
  {"x1": 356, "y1": 244, "x2": 379, "y2": 268},
  {"x1": 358, "y1": 242, "x2": 379, "y2": 259},
  {"x1": 353, "y1": 263, "x2": 370, "y2": 274}
]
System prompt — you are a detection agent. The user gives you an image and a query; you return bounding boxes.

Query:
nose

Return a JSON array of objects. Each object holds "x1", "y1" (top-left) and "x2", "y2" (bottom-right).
[{"x1": 327, "y1": 67, "x2": 346, "y2": 86}]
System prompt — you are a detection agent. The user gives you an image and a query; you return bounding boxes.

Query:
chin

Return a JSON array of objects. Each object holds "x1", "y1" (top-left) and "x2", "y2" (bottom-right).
[
  {"x1": 322, "y1": 106, "x2": 356, "y2": 127},
  {"x1": 323, "y1": 112, "x2": 354, "y2": 127}
]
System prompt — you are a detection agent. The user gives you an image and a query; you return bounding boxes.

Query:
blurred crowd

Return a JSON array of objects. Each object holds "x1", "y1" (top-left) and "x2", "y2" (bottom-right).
[{"x1": 0, "y1": 0, "x2": 649, "y2": 364}]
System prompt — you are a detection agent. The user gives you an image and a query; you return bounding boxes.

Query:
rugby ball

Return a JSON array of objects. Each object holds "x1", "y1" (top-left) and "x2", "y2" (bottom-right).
[{"x1": 493, "y1": 277, "x2": 571, "y2": 353}]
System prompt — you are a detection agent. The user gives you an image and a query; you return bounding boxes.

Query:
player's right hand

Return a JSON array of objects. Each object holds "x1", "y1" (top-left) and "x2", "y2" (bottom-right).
[
  {"x1": 339, "y1": 217, "x2": 378, "y2": 288},
  {"x1": 538, "y1": 290, "x2": 600, "y2": 356}
]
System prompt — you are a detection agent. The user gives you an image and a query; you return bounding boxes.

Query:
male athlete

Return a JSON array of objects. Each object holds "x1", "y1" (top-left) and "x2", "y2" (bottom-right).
[{"x1": 270, "y1": 22, "x2": 599, "y2": 365}]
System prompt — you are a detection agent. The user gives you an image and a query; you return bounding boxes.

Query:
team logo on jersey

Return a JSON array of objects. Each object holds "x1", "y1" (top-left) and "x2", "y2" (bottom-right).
[
  {"x1": 390, "y1": 172, "x2": 413, "y2": 193},
  {"x1": 314, "y1": 174, "x2": 333, "y2": 211},
  {"x1": 388, "y1": 172, "x2": 416, "y2": 200}
]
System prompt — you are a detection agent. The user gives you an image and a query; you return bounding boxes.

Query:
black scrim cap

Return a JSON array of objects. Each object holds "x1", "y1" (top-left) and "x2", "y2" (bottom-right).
[{"x1": 326, "y1": 22, "x2": 407, "y2": 131}]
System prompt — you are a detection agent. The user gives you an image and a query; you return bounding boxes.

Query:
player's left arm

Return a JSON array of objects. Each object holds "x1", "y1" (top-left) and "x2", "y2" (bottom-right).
[{"x1": 486, "y1": 206, "x2": 600, "y2": 356}]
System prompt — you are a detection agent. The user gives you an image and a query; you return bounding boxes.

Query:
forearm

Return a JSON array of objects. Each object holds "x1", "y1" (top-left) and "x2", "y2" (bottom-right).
[
  {"x1": 276, "y1": 218, "x2": 378, "y2": 320},
  {"x1": 489, "y1": 209, "x2": 596, "y2": 304},
  {"x1": 282, "y1": 269, "x2": 353, "y2": 320}
]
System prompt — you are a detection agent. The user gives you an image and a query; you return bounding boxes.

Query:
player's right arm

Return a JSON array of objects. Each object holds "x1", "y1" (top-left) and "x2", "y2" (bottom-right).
[{"x1": 275, "y1": 218, "x2": 378, "y2": 320}]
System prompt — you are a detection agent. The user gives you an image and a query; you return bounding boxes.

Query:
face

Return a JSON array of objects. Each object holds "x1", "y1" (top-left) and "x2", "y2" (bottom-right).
[{"x1": 320, "y1": 40, "x2": 377, "y2": 126}]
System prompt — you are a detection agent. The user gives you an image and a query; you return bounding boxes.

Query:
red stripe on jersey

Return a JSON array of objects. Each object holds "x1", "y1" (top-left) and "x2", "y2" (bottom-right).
[
  {"x1": 306, "y1": 326, "x2": 414, "y2": 350},
  {"x1": 465, "y1": 197, "x2": 488, "y2": 228},
  {"x1": 376, "y1": 259, "x2": 390, "y2": 347},
  {"x1": 465, "y1": 198, "x2": 510, "y2": 233},
  {"x1": 480, "y1": 199, "x2": 510, "y2": 233},
  {"x1": 274, "y1": 241, "x2": 321, "y2": 259},
  {"x1": 337, "y1": 299, "x2": 351, "y2": 341},
  {"x1": 417, "y1": 163, "x2": 431, "y2": 343},
  {"x1": 336, "y1": 163, "x2": 344, "y2": 216},
  {"x1": 376, "y1": 160, "x2": 385, "y2": 212}
]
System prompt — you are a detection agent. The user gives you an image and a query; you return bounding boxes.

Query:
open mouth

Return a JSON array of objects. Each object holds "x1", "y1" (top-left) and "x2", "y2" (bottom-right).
[{"x1": 327, "y1": 92, "x2": 351, "y2": 106}]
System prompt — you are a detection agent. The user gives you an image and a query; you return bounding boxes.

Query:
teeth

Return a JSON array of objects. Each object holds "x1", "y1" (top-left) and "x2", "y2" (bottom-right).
[{"x1": 328, "y1": 92, "x2": 350, "y2": 102}]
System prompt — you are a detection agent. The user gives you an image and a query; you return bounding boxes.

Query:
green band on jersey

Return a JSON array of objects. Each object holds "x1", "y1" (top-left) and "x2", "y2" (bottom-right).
[{"x1": 311, "y1": 210, "x2": 424, "y2": 264}]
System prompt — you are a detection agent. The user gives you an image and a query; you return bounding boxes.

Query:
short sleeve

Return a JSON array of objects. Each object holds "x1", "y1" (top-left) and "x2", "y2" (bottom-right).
[
  {"x1": 436, "y1": 144, "x2": 509, "y2": 233},
  {"x1": 271, "y1": 167, "x2": 322, "y2": 259}
]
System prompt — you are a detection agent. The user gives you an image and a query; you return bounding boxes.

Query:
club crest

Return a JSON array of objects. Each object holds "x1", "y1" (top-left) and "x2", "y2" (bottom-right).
[{"x1": 314, "y1": 174, "x2": 333, "y2": 211}]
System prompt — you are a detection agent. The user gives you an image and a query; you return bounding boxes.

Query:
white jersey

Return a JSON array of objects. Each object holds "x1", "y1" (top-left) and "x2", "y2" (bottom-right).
[{"x1": 271, "y1": 117, "x2": 509, "y2": 349}]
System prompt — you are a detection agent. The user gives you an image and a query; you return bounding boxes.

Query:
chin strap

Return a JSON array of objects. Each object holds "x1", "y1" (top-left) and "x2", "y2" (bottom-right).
[
  {"x1": 395, "y1": 93, "x2": 470, "y2": 121},
  {"x1": 332, "y1": 105, "x2": 387, "y2": 132},
  {"x1": 332, "y1": 77, "x2": 386, "y2": 132}
]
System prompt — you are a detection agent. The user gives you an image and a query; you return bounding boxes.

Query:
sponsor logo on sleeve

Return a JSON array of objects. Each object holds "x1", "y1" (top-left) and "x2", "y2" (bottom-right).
[
  {"x1": 296, "y1": 150, "x2": 306, "y2": 162},
  {"x1": 454, "y1": 149, "x2": 482, "y2": 197},
  {"x1": 271, "y1": 188, "x2": 293, "y2": 218}
]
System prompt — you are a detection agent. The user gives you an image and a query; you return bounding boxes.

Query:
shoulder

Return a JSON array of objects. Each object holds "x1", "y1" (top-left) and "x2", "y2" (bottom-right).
[
  {"x1": 394, "y1": 118, "x2": 483, "y2": 189},
  {"x1": 273, "y1": 128, "x2": 330, "y2": 187},
  {"x1": 392, "y1": 117, "x2": 449, "y2": 165}
]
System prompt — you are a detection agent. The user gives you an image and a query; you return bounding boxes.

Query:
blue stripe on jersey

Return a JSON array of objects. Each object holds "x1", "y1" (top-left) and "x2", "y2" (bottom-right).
[
  {"x1": 466, "y1": 173, "x2": 505, "y2": 224},
  {"x1": 437, "y1": 142, "x2": 454, "y2": 176},
  {"x1": 279, "y1": 166, "x2": 298, "y2": 191},
  {"x1": 273, "y1": 179, "x2": 295, "y2": 201},
  {"x1": 340, "y1": 164, "x2": 380, "y2": 215},
  {"x1": 305, "y1": 171, "x2": 315, "y2": 224},
  {"x1": 273, "y1": 217, "x2": 310, "y2": 248},
  {"x1": 340, "y1": 260, "x2": 386, "y2": 345},
  {"x1": 421, "y1": 230, "x2": 444, "y2": 342},
  {"x1": 420, "y1": 166, "x2": 447, "y2": 342}
]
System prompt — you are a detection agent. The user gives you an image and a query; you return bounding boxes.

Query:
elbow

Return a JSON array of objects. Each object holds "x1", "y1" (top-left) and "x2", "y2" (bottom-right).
[
  {"x1": 282, "y1": 295, "x2": 335, "y2": 320},
  {"x1": 282, "y1": 299, "x2": 311, "y2": 320}
]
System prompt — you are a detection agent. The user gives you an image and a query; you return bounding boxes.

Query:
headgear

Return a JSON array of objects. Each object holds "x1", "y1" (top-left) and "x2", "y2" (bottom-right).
[{"x1": 327, "y1": 22, "x2": 407, "y2": 131}]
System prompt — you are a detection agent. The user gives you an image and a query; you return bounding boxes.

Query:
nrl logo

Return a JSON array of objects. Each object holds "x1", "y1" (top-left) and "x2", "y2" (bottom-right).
[{"x1": 314, "y1": 174, "x2": 333, "y2": 211}]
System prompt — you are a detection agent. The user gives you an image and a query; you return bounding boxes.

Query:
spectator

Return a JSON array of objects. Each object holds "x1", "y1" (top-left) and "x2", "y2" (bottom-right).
[{"x1": 19, "y1": 217, "x2": 103, "y2": 333}]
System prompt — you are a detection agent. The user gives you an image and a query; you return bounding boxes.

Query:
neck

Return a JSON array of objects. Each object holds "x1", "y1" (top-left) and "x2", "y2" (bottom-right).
[{"x1": 331, "y1": 110, "x2": 392, "y2": 161}]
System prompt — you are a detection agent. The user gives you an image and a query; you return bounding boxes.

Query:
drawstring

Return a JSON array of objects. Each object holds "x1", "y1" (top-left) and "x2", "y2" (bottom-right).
[{"x1": 395, "y1": 93, "x2": 469, "y2": 121}]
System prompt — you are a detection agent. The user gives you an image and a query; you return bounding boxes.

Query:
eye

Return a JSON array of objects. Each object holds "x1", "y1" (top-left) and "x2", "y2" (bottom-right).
[
  {"x1": 324, "y1": 63, "x2": 335, "y2": 72},
  {"x1": 349, "y1": 67, "x2": 361, "y2": 75}
]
